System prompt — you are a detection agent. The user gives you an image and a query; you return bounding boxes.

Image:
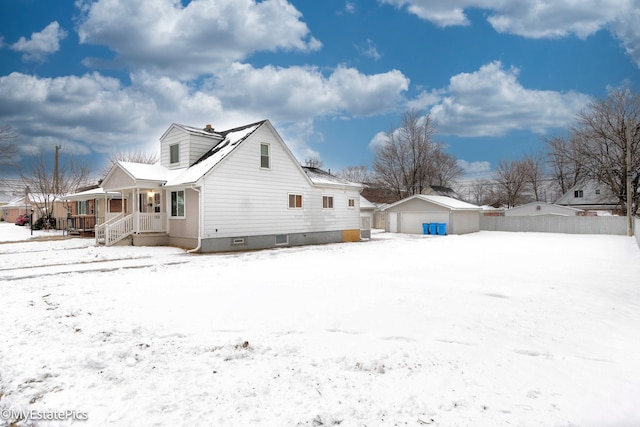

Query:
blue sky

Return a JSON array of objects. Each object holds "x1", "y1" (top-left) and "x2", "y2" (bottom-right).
[{"x1": 1, "y1": 0, "x2": 640, "y2": 183}]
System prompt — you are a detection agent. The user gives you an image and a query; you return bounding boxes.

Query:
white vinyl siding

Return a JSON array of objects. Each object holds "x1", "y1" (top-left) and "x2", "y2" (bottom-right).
[
  {"x1": 161, "y1": 126, "x2": 222, "y2": 169},
  {"x1": 200, "y1": 124, "x2": 360, "y2": 238}
]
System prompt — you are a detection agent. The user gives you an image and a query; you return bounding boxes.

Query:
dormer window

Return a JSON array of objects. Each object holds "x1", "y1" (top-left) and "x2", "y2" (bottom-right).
[
  {"x1": 170, "y1": 144, "x2": 180, "y2": 164},
  {"x1": 260, "y1": 143, "x2": 270, "y2": 169}
]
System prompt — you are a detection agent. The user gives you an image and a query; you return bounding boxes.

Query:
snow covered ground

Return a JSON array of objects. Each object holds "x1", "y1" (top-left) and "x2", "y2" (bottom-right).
[{"x1": 0, "y1": 222, "x2": 639, "y2": 427}]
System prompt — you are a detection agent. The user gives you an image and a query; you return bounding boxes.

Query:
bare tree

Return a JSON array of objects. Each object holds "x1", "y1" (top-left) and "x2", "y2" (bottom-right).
[
  {"x1": 544, "y1": 134, "x2": 585, "y2": 197},
  {"x1": 337, "y1": 165, "x2": 372, "y2": 183},
  {"x1": 570, "y1": 87, "x2": 640, "y2": 219},
  {"x1": 468, "y1": 179, "x2": 493, "y2": 206},
  {"x1": 0, "y1": 124, "x2": 18, "y2": 172},
  {"x1": 493, "y1": 159, "x2": 531, "y2": 208},
  {"x1": 304, "y1": 156, "x2": 324, "y2": 169},
  {"x1": 102, "y1": 150, "x2": 159, "y2": 178},
  {"x1": 521, "y1": 151, "x2": 546, "y2": 201},
  {"x1": 431, "y1": 144, "x2": 464, "y2": 187},
  {"x1": 373, "y1": 110, "x2": 461, "y2": 198},
  {"x1": 21, "y1": 148, "x2": 92, "y2": 228}
]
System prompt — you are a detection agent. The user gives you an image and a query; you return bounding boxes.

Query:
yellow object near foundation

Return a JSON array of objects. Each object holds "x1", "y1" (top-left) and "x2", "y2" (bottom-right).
[{"x1": 342, "y1": 229, "x2": 361, "y2": 242}]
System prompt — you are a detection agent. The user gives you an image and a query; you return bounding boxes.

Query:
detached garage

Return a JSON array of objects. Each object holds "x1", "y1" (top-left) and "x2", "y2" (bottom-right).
[{"x1": 383, "y1": 195, "x2": 481, "y2": 235}]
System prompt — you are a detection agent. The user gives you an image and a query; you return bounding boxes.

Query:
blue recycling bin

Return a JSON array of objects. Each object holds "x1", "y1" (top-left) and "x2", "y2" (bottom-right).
[
  {"x1": 437, "y1": 223, "x2": 447, "y2": 235},
  {"x1": 429, "y1": 223, "x2": 437, "y2": 235},
  {"x1": 422, "y1": 223, "x2": 430, "y2": 235}
]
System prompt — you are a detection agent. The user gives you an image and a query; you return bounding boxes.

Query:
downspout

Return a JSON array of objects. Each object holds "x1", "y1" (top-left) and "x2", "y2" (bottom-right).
[{"x1": 187, "y1": 185, "x2": 202, "y2": 253}]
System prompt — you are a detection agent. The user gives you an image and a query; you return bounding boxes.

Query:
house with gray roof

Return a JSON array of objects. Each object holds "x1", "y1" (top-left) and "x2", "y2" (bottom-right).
[{"x1": 95, "y1": 120, "x2": 363, "y2": 252}]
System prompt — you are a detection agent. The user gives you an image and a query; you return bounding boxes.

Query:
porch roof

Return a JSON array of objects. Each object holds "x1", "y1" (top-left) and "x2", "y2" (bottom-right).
[{"x1": 63, "y1": 187, "x2": 122, "y2": 200}]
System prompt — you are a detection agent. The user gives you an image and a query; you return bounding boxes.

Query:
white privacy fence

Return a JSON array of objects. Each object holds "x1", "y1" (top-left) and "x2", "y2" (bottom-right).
[
  {"x1": 635, "y1": 217, "x2": 640, "y2": 249},
  {"x1": 480, "y1": 215, "x2": 629, "y2": 236}
]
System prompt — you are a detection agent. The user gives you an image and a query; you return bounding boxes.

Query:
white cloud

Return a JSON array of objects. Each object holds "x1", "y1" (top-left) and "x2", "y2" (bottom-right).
[
  {"x1": 211, "y1": 63, "x2": 409, "y2": 120},
  {"x1": 428, "y1": 61, "x2": 591, "y2": 137},
  {"x1": 76, "y1": 0, "x2": 321, "y2": 79},
  {"x1": 10, "y1": 21, "x2": 67, "y2": 61},
  {"x1": 457, "y1": 159, "x2": 491, "y2": 174},
  {"x1": 368, "y1": 131, "x2": 389, "y2": 151},
  {"x1": 360, "y1": 39, "x2": 381, "y2": 60},
  {"x1": 379, "y1": 0, "x2": 640, "y2": 66},
  {"x1": 344, "y1": 1, "x2": 356, "y2": 14},
  {"x1": 0, "y1": 62, "x2": 409, "y2": 169}
]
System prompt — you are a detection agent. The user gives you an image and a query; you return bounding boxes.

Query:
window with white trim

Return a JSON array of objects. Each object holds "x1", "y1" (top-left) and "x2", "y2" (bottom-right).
[
  {"x1": 260, "y1": 143, "x2": 270, "y2": 169},
  {"x1": 170, "y1": 190, "x2": 185, "y2": 217},
  {"x1": 574, "y1": 190, "x2": 584, "y2": 198},
  {"x1": 322, "y1": 195, "x2": 334, "y2": 209},
  {"x1": 76, "y1": 200, "x2": 88, "y2": 215},
  {"x1": 348, "y1": 198, "x2": 355, "y2": 208},
  {"x1": 288, "y1": 193, "x2": 302, "y2": 208},
  {"x1": 170, "y1": 144, "x2": 180, "y2": 164}
]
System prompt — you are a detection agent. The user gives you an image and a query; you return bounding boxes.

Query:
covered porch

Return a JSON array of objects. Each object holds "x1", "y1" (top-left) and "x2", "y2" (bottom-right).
[{"x1": 95, "y1": 187, "x2": 168, "y2": 246}]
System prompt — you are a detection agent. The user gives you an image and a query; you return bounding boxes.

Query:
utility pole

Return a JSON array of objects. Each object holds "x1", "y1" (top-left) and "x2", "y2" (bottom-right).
[{"x1": 54, "y1": 145, "x2": 61, "y2": 195}]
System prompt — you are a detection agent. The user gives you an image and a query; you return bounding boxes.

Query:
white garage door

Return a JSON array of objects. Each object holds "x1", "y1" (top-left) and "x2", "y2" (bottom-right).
[{"x1": 402, "y1": 212, "x2": 449, "y2": 234}]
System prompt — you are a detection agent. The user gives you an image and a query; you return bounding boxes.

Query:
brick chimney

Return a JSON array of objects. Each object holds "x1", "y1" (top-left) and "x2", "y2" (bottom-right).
[{"x1": 204, "y1": 124, "x2": 214, "y2": 133}]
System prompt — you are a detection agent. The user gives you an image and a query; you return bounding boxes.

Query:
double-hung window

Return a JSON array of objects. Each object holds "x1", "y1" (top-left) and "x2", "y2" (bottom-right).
[
  {"x1": 170, "y1": 144, "x2": 180, "y2": 164},
  {"x1": 171, "y1": 190, "x2": 185, "y2": 217},
  {"x1": 288, "y1": 194, "x2": 302, "y2": 209},
  {"x1": 322, "y1": 195, "x2": 334, "y2": 209},
  {"x1": 260, "y1": 143, "x2": 270, "y2": 169}
]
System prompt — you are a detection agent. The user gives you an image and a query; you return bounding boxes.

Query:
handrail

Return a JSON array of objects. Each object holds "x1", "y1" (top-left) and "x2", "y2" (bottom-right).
[
  {"x1": 105, "y1": 214, "x2": 134, "y2": 246},
  {"x1": 95, "y1": 212, "x2": 124, "y2": 245}
]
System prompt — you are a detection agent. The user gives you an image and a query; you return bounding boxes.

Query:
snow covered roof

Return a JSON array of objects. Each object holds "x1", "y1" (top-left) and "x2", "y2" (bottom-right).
[
  {"x1": 360, "y1": 196, "x2": 376, "y2": 210},
  {"x1": 301, "y1": 167, "x2": 362, "y2": 189},
  {"x1": 117, "y1": 161, "x2": 178, "y2": 183},
  {"x1": 165, "y1": 121, "x2": 264, "y2": 187},
  {"x1": 63, "y1": 187, "x2": 122, "y2": 200},
  {"x1": 384, "y1": 194, "x2": 481, "y2": 211},
  {"x1": 160, "y1": 123, "x2": 224, "y2": 140}
]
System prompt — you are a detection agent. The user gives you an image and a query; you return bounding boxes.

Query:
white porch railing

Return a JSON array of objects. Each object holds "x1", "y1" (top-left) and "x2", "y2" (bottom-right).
[
  {"x1": 96, "y1": 212, "x2": 167, "y2": 246},
  {"x1": 95, "y1": 212, "x2": 124, "y2": 245},
  {"x1": 137, "y1": 212, "x2": 167, "y2": 233}
]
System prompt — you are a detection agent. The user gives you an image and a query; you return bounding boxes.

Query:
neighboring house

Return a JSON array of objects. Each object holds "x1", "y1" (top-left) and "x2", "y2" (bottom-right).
[
  {"x1": 0, "y1": 193, "x2": 67, "y2": 225},
  {"x1": 97, "y1": 120, "x2": 363, "y2": 252},
  {"x1": 383, "y1": 194, "x2": 481, "y2": 235},
  {"x1": 505, "y1": 202, "x2": 584, "y2": 217},
  {"x1": 1, "y1": 196, "x2": 32, "y2": 223},
  {"x1": 359, "y1": 196, "x2": 376, "y2": 238},
  {"x1": 63, "y1": 185, "x2": 124, "y2": 235},
  {"x1": 555, "y1": 179, "x2": 621, "y2": 215}
]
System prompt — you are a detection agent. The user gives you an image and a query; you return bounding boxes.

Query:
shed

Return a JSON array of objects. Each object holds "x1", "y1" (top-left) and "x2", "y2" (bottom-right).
[
  {"x1": 383, "y1": 195, "x2": 481, "y2": 235},
  {"x1": 505, "y1": 202, "x2": 583, "y2": 217}
]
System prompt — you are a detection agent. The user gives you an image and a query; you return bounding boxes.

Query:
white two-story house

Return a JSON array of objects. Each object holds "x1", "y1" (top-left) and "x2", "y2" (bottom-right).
[{"x1": 97, "y1": 120, "x2": 363, "y2": 252}]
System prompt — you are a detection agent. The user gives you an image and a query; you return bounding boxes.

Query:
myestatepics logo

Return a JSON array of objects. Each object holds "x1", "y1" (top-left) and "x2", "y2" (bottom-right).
[{"x1": 0, "y1": 408, "x2": 88, "y2": 422}]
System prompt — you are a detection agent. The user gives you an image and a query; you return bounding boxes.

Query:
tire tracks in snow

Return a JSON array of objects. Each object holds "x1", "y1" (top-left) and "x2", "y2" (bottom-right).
[{"x1": 0, "y1": 256, "x2": 189, "y2": 281}]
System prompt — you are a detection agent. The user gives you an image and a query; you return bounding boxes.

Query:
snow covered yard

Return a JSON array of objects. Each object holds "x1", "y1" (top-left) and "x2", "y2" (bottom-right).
[{"x1": 0, "y1": 223, "x2": 639, "y2": 427}]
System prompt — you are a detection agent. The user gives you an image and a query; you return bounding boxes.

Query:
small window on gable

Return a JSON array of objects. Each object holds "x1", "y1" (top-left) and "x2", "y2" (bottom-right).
[
  {"x1": 260, "y1": 143, "x2": 270, "y2": 169},
  {"x1": 574, "y1": 190, "x2": 584, "y2": 198},
  {"x1": 288, "y1": 194, "x2": 302, "y2": 209},
  {"x1": 595, "y1": 189, "x2": 600, "y2": 195},
  {"x1": 322, "y1": 195, "x2": 334, "y2": 209},
  {"x1": 170, "y1": 144, "x2": 180, "y2": 164},
  {"x1": 348, "y1": 198, "x2": 356, "y2": 208}
]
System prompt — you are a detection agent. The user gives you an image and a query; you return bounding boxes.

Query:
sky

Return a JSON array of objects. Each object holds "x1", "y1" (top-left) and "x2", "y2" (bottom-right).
[{"x1": 1, "y1": 0, "x2": 640, "y2": 183}]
